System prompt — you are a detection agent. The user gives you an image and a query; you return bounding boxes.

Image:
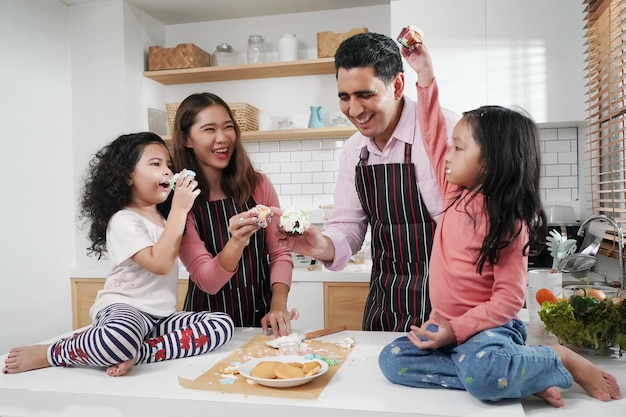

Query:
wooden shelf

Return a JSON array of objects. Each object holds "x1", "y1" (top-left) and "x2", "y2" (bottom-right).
[
  {"x1": 162, "y1": 126, "x2": 356, "y2": 143},
  {"x1": 144, "y1": 57, "x2": 336, "y2": 85}
]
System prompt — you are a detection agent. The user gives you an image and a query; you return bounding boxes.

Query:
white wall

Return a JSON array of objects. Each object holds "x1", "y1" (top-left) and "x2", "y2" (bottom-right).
[{"x1": 0, "y1": 0, "x2": 74, "y2": 353}]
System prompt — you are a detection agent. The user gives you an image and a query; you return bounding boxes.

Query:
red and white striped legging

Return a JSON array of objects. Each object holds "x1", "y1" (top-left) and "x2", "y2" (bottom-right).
[{"x1": 47, "y1": 303, "x2": 234, "y2": 367}]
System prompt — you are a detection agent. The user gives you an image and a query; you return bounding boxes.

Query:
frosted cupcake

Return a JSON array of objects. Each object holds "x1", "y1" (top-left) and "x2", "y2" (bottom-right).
[
  {"x1": 397, "y1": 25, "x2": 424, "y2": 50},
  {"x1": 250, "y1": 204, "x2": 274, "y2": 228},
  {"x1": 170, "y1": 169, "x2": 196, "y2": 189},
  {"x1": 279, "y1": 208, "x2": 311, "y2": 235}
]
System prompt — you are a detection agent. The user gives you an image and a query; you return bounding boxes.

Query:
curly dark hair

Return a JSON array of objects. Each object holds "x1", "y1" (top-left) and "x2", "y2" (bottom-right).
[
  {"x1": 448, "y1": 106, "x2": 547, "y2": 274},
  {"x1": 79, "y1": 132, "x2": 169, "y2": 259},
  {"x1": 334, "y1": 32, "x2": 404, "y2": 84},
  {"x1": 171, "y1": 92, "x2": 261, "y2": 205}
]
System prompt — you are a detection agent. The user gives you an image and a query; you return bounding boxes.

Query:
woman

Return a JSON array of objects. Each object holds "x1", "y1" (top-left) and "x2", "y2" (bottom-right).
[{"x1": 171, "y1": 93, "x2": 295, "y2": 337}]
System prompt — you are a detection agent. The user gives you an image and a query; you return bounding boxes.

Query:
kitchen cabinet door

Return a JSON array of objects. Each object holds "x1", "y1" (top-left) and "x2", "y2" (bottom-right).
[
  {"x1": 391, "y1": 0, "x2": 585, "y2": 123},
  {"x1": 324, "y1": 282, "x2": 370, "y2": 330},
  {"x1": 286, "y1": 281, "x2": 325, "y2": 331}
]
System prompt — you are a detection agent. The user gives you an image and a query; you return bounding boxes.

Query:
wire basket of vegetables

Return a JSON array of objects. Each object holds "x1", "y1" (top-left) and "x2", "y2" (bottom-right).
[{"x1": 538, "y1": 287, "x2": 626, "y2": 356}]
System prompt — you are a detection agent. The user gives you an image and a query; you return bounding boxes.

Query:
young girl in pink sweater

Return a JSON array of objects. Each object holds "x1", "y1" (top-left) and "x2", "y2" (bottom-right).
[{"x1": 378, "y1": 39, "x2": 621, "y2": 407}]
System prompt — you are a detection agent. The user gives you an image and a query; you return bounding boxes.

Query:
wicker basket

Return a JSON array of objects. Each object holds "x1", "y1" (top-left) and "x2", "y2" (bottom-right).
[
  {"x1": 165, "y1": 102, "x2": 259, "y2": 135},
  {"x1": 316, "y1": 27, "x2": 368, "y2": 58},
  {"x1": 148, "y1": 43, "x2": 211, "y2": 71}
]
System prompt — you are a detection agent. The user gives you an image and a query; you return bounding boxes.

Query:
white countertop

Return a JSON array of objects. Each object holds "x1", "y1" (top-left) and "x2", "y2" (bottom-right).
[{"x1": 2, "y1": 326, "x2": 625, "y2": 417}]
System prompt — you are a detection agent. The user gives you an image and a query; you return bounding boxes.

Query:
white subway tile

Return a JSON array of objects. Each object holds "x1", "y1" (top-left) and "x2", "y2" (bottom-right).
[
  {"x1": 243, "y1": 142, "x2": 259, "y2": 153},
  {"x1": 259, "y1": 141, "x2": 280, "y2": 152},
  {"x1": 323, "y1": 183, "x2": 337, "y2": 194},
  {"x1": 545, "y1": 188, "x2": 572, "y2": 201},
  {"x1": 539, "y1": 128, "x2": 558, "y2": 141},
  {"x1": 291, "y1": 150, "x2": 313, "y2": 162},
  {"x1": 545, "y1": 141, "x2": 571, "y2": 153},
  {"x1": 302, "y1": 140, "x2": 323, "y2": 150},
  {"x1": 291, "y1": 194, "x2": 314, "y2": 208},
  {"x1": 312, "y1": 150, "x2": 334, "y2": 161},
  {"x1": 282, "y1": 183, "x2": 303, "y2": 195},
  {"x1": 312, "y1": 172, "x2": 334, "y2": 183},
  {"x1": 557, "y1": 152, "x2": 577, "y2": 164},
  {"x1": 323, "y1": 160, "x2": 339, "y2": 172},
  {"x1": 313, "y1": 194, "x2": 335, "y2": 207},
  {"x1": 540, "y1": 177, "x2": 559, "y2": 188},
  {"x1": 305, "y1": 183, "x2": 324, "y2": 194},
  {"x1": 291, "y1": 172, "x2": 313, "y2": 184},
  {"x1": 259, "y1": 162, "x2": 281, "y2": 174},
  {"x1": 279, "y1": 140, "x2": 302, "y2": 151},
  {"x1": 281, "y1": 162, "x2": 302, "y2": 173},
  {"x1": 557, "y1": 127, "x2": 578, "y2": 140},
  {"x1": 322, "y1": 138, "x2": 345, "y2": 149},
  {"x1": 558, "y1": 176, "x2": 578, "y2": 188},
  {"x1": 269, "y1": 173, "x2": 292, "y2": 184},
  {"x1": 545, "y1": 165, "x2": 572, "y2": 177},
  {"x1": 251, "y1": 152, "x2": 270, "y2": 163},
  {"x1": 302, "y1": 161, "x2": 324, "y2": 172},
  {"x1": 270, "y1": 152, "x2": 291, "y2": 163},
  {"x1": 542, "y1": 152, "x2": 558, "y2": 165},
  {"x1": 278, "y1": 194, "x2": 292, "y2": 208}
]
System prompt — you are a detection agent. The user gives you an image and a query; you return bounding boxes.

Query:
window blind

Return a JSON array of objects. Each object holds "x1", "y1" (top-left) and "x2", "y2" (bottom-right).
[{"x1": 584, "y1": 0, "x2": 626, "y2": 257}]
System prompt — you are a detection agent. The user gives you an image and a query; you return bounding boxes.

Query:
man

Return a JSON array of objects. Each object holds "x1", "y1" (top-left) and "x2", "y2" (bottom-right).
[{"x1": 278, "y1": 32, "x2": 459, "y2": 331}]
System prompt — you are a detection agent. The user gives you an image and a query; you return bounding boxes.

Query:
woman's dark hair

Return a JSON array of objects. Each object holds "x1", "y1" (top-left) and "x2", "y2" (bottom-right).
[
  {"x1": 334, "y1": 32, "x2": 404, "y2": 84},
  {"x1": 79, "y1": 132, "x2": 168, "y2": 259},
  {"x1": 171, "y1": 92, "x2": 260, "y2": 205},
  {"x1": 452, "y1": 105, "x2": 547, "y2": 273}
]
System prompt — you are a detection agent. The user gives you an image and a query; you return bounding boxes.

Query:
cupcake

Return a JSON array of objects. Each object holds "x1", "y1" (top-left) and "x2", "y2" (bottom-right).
[
  {"x1": 170, "y1": 170, "x2": 196, "y2": 189},
  {"x1": 279, "y1": 208, "x2": 311, "y2": 235},
  {"x1": 397, "y1": 25, "x2": 424, "y2": 50},
  {"x1": 250, "y1": 204, "x2": 274, "y2": 228}
]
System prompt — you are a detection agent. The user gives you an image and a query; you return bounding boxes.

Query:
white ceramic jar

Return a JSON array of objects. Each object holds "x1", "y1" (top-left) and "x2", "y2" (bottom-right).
[{"x1": 278, "y1": 33, "x2": 298, "y2": 62}]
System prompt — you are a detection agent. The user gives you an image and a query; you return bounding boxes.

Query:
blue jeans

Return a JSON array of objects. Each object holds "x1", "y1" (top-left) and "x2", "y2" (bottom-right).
[{"x1": 378, "y1": 319, "x2": 573, "y2": 402}]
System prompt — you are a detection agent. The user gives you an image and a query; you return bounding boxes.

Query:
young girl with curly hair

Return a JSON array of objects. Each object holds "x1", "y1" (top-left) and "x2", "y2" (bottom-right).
[
  {"x1": 378, "y1": 40, "x2": 621, "y2": 407},
  {"x1": 3, "y1": 132, "x2": 234, "y2": 376}
]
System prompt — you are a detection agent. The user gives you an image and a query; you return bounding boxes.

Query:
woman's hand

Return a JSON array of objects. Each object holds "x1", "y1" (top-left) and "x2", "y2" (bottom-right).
[
  {"x1": 408, "y1": 311, "x2": 456, "y2": 349},
  {"x1": 261, "y1": 307, "x2": 299, "y2": 338},
  {"x1": 227, "y1": 211, "x2": 260, "y2": 251}
]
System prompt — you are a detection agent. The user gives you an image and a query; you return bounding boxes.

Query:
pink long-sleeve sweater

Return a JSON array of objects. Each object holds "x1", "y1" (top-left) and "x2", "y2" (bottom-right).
[{"x1": 418, "y1": 80, "x2": 527, "y2": 344}]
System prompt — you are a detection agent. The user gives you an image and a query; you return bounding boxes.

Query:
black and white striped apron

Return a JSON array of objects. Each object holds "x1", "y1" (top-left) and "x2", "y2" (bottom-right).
[
  {"x1": 183, "y1": 197, "x2": 271, "y2": 328},
  {"x1": 355, "y1": 143, "x2": 435, "y2": 331}
]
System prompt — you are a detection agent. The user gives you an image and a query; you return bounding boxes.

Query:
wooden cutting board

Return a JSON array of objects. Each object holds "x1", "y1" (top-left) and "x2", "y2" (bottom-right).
[{"x1": 178, "y1": 334, "x2": 354, "y2": 399}]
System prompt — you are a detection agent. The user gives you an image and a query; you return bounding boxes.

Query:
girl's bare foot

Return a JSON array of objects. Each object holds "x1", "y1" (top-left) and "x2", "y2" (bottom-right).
[
  {"x1": 106, "y1": 358, "x2": 134, "y2": 377},
  {"x1": 2, "y1": 345, "x2": 51, "y2": 374},
  {"x1": 552, "y1": 344, "x2": 621, "y2": 401},
  {"x1": 534, "y1": 386, "x2": 564, "y2": 407}
]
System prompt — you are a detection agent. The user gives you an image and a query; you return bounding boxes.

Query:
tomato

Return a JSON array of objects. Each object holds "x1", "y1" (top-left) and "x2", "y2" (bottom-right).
[{"x1": 535, "y1": 288, "x2": 558, "y2": 305}]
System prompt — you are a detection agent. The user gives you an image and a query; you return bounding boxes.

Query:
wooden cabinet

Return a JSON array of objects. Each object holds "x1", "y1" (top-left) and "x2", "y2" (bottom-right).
[
  {"x1": 144, "y1": 58, "x2": 356, "y2": 142},
  {"x1": 323, "y1": 282, "x2": 369, "y2": 330},
  {"x1": 70, "y1": 278, "x2": 188, "y2": 329}
]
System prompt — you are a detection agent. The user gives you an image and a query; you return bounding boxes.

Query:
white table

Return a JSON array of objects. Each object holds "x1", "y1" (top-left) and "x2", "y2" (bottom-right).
[{"x1": 1, "y1": 327, "x2": 625, "y2": 417}]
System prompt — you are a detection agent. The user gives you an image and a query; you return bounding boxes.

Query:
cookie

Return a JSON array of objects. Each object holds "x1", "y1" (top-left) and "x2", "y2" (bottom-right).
[
  {"x1": 250, "y1": 360, "x2": 280, "y2": 379},
  {"x1": 274, "y1": 362, "x2": 306, "y2": 379},
  {"x1": 303, "y1": 361, "x2": 321, "y2": 376}
]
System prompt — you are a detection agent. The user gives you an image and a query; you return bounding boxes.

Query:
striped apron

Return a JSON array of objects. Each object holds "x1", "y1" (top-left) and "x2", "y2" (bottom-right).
[
  {"x1": 183, "y1": 197, "x2": 271, "y2": 328},
  {"x1": 355, "y1": 143, "x2": 435, "y2": 331}
]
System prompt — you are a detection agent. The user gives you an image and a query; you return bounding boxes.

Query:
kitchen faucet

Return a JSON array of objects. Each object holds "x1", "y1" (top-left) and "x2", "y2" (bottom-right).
[{"x1": 577, "y1": 214, "x2": 625, "y2": 289}]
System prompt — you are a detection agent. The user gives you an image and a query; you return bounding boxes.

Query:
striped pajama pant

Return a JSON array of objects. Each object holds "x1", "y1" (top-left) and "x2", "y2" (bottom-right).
[{"x1": 47, "y1": 303, "x2": 234, "y2": 368}]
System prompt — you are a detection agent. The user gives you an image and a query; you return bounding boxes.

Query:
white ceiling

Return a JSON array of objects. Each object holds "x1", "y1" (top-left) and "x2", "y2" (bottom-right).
[{"x1": 62, "y1": 0, "x2": 389, "y2": 25}]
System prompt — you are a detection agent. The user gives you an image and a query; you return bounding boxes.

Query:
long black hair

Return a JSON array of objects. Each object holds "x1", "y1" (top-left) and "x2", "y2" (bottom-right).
[
  {"x1": 79, "y1": 132, "x2": 169, "y2": 258},
  {"x1": 452, "y1": 106, "x2": 547, "y2": 273}
]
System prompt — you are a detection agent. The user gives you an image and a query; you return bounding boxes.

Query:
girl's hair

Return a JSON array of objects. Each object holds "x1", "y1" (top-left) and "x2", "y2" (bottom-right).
[
  {"x1": 171, "y1": 92, "x2": 260, "y2": 205},
  {"x1": 334, "y1": 32, "x2": 404, "y2": 85},
  {"x1": 79, "y1": 132, "x2": 168, "y2": 259},
  {"x1": 453, "y1": 105, "x2": 547, "y2": 273}
]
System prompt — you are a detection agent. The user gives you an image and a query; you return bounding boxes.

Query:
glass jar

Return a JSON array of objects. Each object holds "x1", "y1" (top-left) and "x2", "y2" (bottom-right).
[
  {"x1": 247, "y1": 35, "x2": 265, "y2": 64},
  {"x1": 213, "y1": 43, "x2": 233, "y2": 67}
]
